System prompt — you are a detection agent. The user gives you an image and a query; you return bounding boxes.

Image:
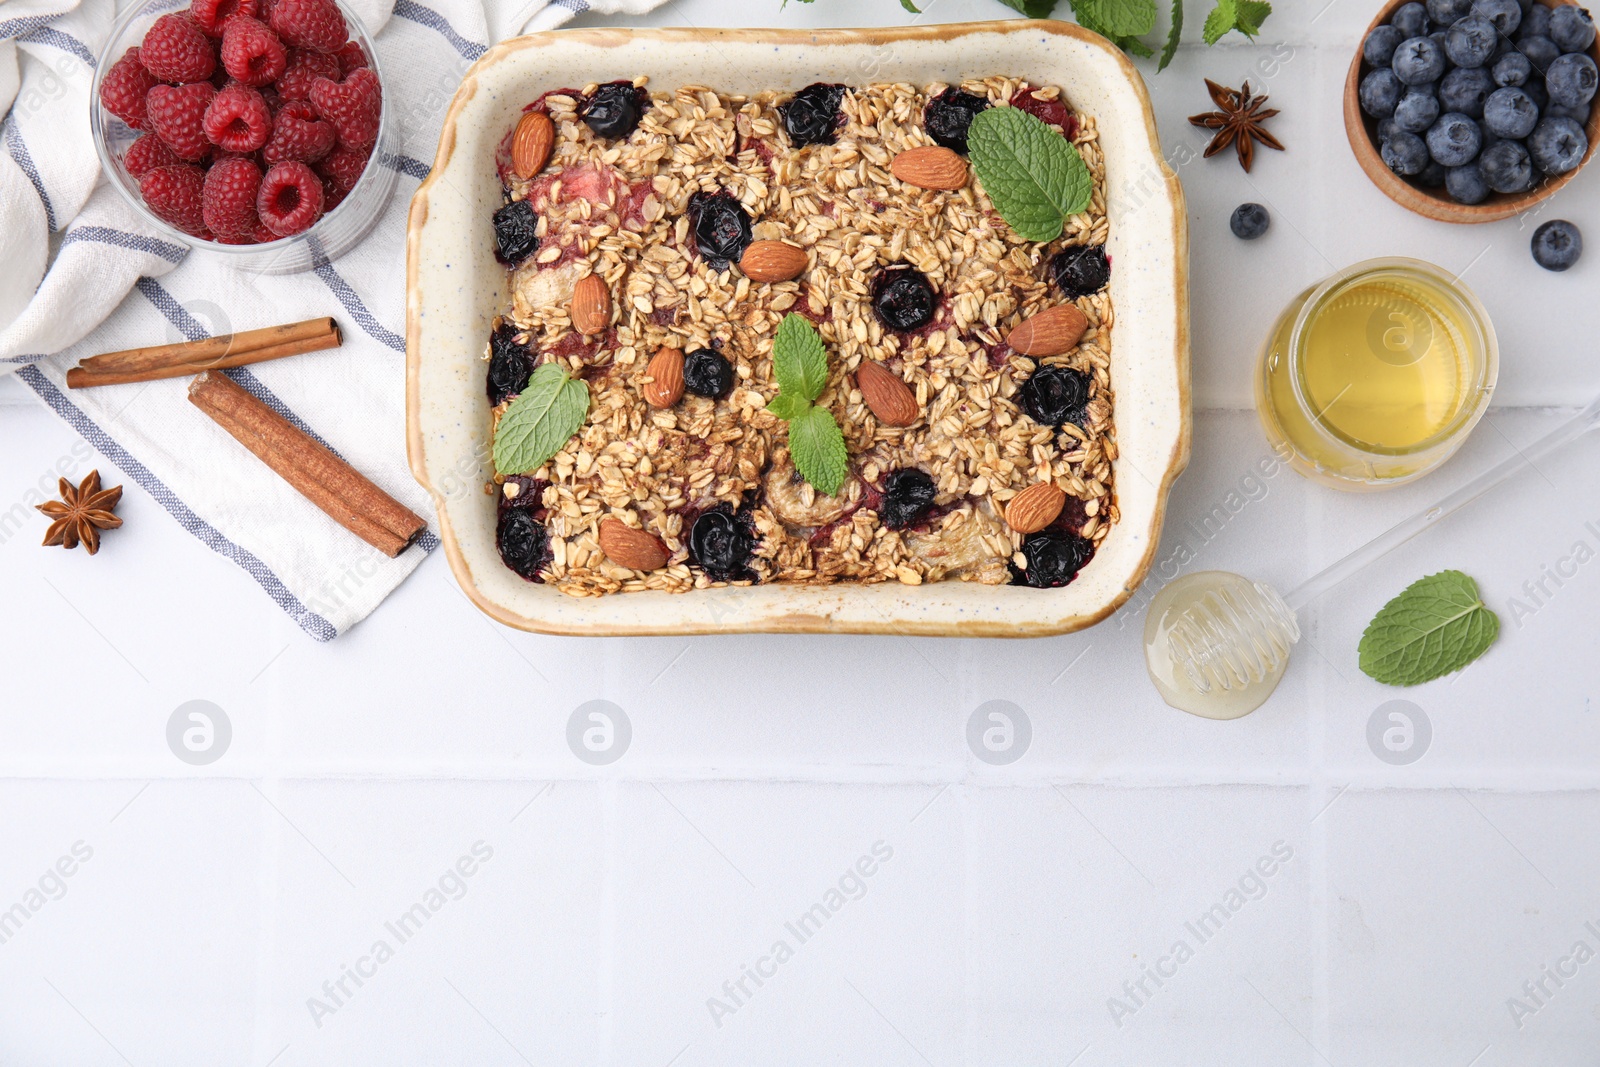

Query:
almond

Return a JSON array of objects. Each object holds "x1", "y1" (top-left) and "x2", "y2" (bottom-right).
[
  {"x1": 891, "y1": 146, "x2": 968, "y2": 191},
  {"x1": 571, "y1": 274, "x2": 610, "y2": 336},
  {"x1": 856, "y1": 360, "x2": 919, "y2": 427},
  {"x1": 511, "y1": 112, "x2": 554, "y2": 179},
  {"x1": 643, "y1": 346, "x2": 684, "y2": 408},
  {"x1": 598, "y1": 517, "x2": 669, "y2": 572},
  {"x1": 739, "y1": 240, "x2": 808, "y2": 282},
  {"x1": 1004, "y1": 482, "x2": 1067, "y2": 534},
  {"x1": 1006, "y1": 303, "x2": 1088, "y2": 356}
]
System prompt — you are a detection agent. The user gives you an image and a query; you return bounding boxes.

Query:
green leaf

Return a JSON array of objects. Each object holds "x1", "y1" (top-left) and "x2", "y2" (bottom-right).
[
  {"x1": 1203, "y1": 0, "x2": 1270, "y2": 43},
  {"x1": 997, "y1": 0, "x2": 1060, "y2": 17},
  {"x1": 1114, "y1": 33, "x2": 1155, "y2": 55},
  {"x1": 899, "y1": 0, "x2": 922, "y2": 11},
  {"x1": 1072, "y1": 0, "x2": 1156, "y2": 36},
  {"x1": 1159, "y1": 0, "x2": 1184, "y2": 70},
  {"x1": 787, "y1": 404, "x2": 849, "y2": 497},
  {"x1": 492, "y1": 362, "x2": 590, "y2": 476},
  {"x1": 766, "y1": 391, "x2": 811, "y2": 421},
  {"x1": 1358, "y1": 570, "x2": 1501, "y2": 686},
  {"x1": 1234, "y1": 0, "x2": 1271, "y2": 35},
  {"x1": 968, "y1": 107, "x2": 1095, "y2": 243},
  {"x1": 772, "y1": 313, "x2": 828, "y2": 404}
]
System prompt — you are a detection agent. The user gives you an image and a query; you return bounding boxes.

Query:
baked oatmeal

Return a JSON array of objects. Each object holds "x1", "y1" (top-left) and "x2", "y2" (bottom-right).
[{"x1": 484, "y1": 75, "x2": 1118, "y2": 597}]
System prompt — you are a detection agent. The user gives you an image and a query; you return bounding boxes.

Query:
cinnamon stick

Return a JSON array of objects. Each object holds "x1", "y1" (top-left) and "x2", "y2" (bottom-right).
[
  {"x1": 188, "y1": 370, "x2": 427, "y2": 557},
  {"x1": 68, "y1": 317, "x2": 341, "y2": 389}
]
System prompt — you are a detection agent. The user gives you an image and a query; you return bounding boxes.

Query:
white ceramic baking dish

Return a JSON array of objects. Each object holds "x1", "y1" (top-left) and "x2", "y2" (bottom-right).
[{"x1": 406, "y1": 20, "x2": 1190, "y2": 636}]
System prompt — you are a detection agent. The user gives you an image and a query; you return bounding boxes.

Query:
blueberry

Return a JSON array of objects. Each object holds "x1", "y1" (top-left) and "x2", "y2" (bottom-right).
[
  {"x1": 870, "y1": 266, "x2": 938, "y2": 331},
  {"x1": 688, "y1": 504, "x2": 757, "y2": 580},
  {"x1": 1393, "y1": 35, "x2": 1448, "y2": 84},
  {"x1": 878, "y1": 468, "x2": 937, "y2": 529},
  {"x1": 492, "y1": 198, "x2": 539, "y2": 265},
  {"x1": 1471, "y1": 0, "x2": 1522, "y2": 36},
  {"x1": 1549, "y1": 4, "x2": 1597, "y2": 52},
  {"x1": 1394, "y1": 2, "x2": 1432, "y2": 37},
  {"x1": 1430, "y1": 29, "x2": 1450, "y2": 52},
  {"x1": 1493, "y1": 50, "x2": 1533, "y2": 85},
  {"x1": 1361, "y1": 68, "x2": 1405, "y2": 116},
  {"x1": 1545, "y1": 52, "x2": 1599, "y2": 107},
  {"x1": 1378, "y1": 115, "x2": 1403, "y2": 141},
  {"x1": 580, "y1": 82, "x2": 646, "y2": 140},
  {"x1": 1527, "y1": 114, "x2": 1589, "y2": 173},
  {"x1": 1447, "y1": 15, "x2": 1501, "y2": 66},
  {"x1": 1012, "y1": 530, "x2": 1094, "y2": 588},
  {"x1": 1547, "y1": 99, "x2": 1593, "y2": 122},
  {"x1": 1447, "y1": 160, "x2": 1492, "y2": 201},
  {"x1": 1479, "y1": 138, "x2": 1537, "y2": 189},
  {"x1": 1365, "y1": 24, "x2": 1407, "y2": 67},
  {"x1": 1396, "y1": 87, "x2": 1443, "y2": 131},
  {"x1": 1050, "y1": 244, "x2": 1111, "y2": 296},
  {"x1": 497, "y1": 509, "x2": 549, "y2": 581},
  {"x1": 1230, "y1": 202, "x2": 1271, "y2": 239},
  {"x1": 1441, "y1": 65, "x2": 1495, "y2": 116},
  {"x1": 780, "y1": 83, "x2": 847, "y2": 147},
  {"x1": 1018, "y1": 365, "x2": 1091, "y2": 427},
  {"x1": 1426, "y1": 112, "x2": 1485, "y2": 164},
  {"x1": 1426, "y1": 0, "x2": 1473, "y2": 22},
  {"x1": 923, "y1": 87, "x2": 989, "y2": 154},
  {"x1": 1523, "y1": 75, "x2": 1550, "y2": 109},
  {"x1": 1384, "y1": 129, "x2": 1433, "y2": 173},
  {"x1": 1484, "y1": 85, "x2": 1542, "y2": 136},
  {"x1": 1419, "y1": 159, "x2": 1450, "y2": 185},
  {"x1": 1531, "y1": 218, "x2": 1583, "y2": 270},
  {"x1": 1518, "y1": 1, "x2": 1551, "y2": 40},
  {"x1": 487, "y1": 323, "x2": 536, "y2": 404},
  {"x1": 1518, "y1": 34, "x2": 1562, "y2": 70},
  {"x1": 687, "y1": 190, "x2": 752, "y2": 270},
  {"x1": 683, "y1": 348, "x2": 734, "y2": 398}
]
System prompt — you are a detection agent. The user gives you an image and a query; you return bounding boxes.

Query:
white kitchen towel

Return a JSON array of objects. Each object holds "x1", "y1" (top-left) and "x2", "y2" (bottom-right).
[{"x1": 0, "y1": 0, "x2": 670, "y2": 639}]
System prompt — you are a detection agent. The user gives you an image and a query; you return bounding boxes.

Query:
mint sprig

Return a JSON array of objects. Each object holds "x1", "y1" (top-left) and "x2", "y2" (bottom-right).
[
  {"x1": 1063, "y1": 0, "x2": 1272, "y2": 68},
  {"x1": 968, "y1": 107, "x2": 1094, "y2": 244},
  {"x1": 766, "y1": 313, "x2": 849, "y2": 497},
  {"x1": 492, "y1": 362, "x2": 590, "y2": 476},
  {"x1": 1358, "y1": 570, "x2": 1500, "y2": 686},
  {"x1": 1201, "y1": 0, "x2": 1271, "y2": 44}
]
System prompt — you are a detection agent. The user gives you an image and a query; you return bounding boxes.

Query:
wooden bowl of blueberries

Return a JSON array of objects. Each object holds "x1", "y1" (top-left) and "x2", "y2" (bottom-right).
[{"x1": 1345, "y1": 0, "x2": 1600, "y2": 226}]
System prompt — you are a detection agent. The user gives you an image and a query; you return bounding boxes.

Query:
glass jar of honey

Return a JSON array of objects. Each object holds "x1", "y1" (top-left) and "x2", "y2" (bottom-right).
[{"x1": 1256, "y1": 257, "x2": 1498, "y2": 491}]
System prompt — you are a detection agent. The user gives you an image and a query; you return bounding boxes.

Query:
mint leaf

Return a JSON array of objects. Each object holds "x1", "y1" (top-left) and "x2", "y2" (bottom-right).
[
  {"x1": 1234, "y1": 0, "x2": 1271, "y2": 35},
  {"x1": 899, "y1": 0, "x2": 922, "y2": 11},
  {"x1": 1115, "y1": 33, "x2": 1155, "y2": 56},
  {"x1": 997, "y1": 0, "x2": 1060, "y2": 17},
  {"x1": 787, "y1": 404, "x2": 848, "y2": 497},
  {"x1": 1358, "y1": 570, "x2": 1500, "y2": 686},
  {"x1": 1159, "y1": 0, "x2": 1184, "y2": 70},
  {"x1": 766, "y1": 392, "x2": 811, "y2": 421},
  {"x1": 968, "y1": 107, "x2": 1094, "y2": 243},
  {"x1": 492, "y1": 362, "x2": 590, "y2": 475},
  {"x1": 772, "y1": 313, "x2": 828, "y2": 404},
  {"x1": 1073, "y1": 0, "x2": 1156, "y2": 36},
  {"x1": 1203, "y1": 0, "x2": 1270, "y2": 43}
]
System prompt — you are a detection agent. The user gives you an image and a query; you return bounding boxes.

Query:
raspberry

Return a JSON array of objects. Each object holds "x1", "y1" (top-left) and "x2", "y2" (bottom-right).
[
  {"x1": 334, "y1": 41, "x2": 367, "y2": 76},
  {"x1": 263, "y1": 99, "x2": 335, "y2": 164},
  {"x1": 100, "y1": 49, "x2": 161, "y2": 131},
  {"x1": 123, "y1": 133, "x2": 183, "y2": 177},
  {"x1": 139, "y1": 164, "x2": 208, "y2": 235},
  {"x1": 314, "y1": 141, "x2": 368, "y2": 208},
  {"x1": 269, "y1": 0, "x2": 348, "y2": 54},
  {"x1": 274, "y1": 47, "x2": 340, "y2": 100},
  {"x1": 201, "y1": 155, "x2": 263, "y2": 238},
  {"x1": 257, "y1": 160, "x2": 324, "y2": 235},
  {"x1": 139, "y1": 14, "x2": 216, "y2": 83},
  {"x1": 203, "y1": 83, "x2": 273, "y2": 154},
  {"x1": 191, "y1": 0, "x2": 260, "y2": 35},
  {"x1": 147, "y1": 82, "x2": 216, "y2": 160},
  {"x1": 309, "y1": 68, "x2": 380, "y2": 148},
  {"x1": 220, "y1": 16, "x2": 286, "y2": 87}
]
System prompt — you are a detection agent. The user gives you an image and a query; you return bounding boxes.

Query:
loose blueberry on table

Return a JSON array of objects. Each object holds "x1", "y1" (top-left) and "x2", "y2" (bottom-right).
[{"x1": 484, "y1": 77, "x2": 1118, "y2": 595}]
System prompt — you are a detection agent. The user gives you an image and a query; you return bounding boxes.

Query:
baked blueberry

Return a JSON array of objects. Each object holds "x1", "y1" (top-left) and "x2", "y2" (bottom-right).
[
  {"x1": 870, "y1": 266, "x2": 937, "y2": 331},
  {"x1": 1050, "y1": 244, "x2": 1111, "y2": 297},
  {"x1": 1531, "y1": 219, "x2": 1582, "y2": 271},
  {"x1": 924, "y1": 87, "x2": 990, "y2": 154},
  {"x1": 1528, "y1": 115, "x2": 1588, "y2": 175},
  {"x1": 1393, "y1": 35, "x2": 1447, "y2": 85},
  {"x1": 1550, "y1": 5, "x2": 1597, "y2": 53},
  {"x1": 1230, "y1": 202, "x2": 1271, "y2": 239},
  {"x1": 683, "y1": 347, "x2": 734, "y2": 398},
  {"x1": 878, "y1": 468, "x2": 937, "y2": 530},
  {"x1": 1018, "y1": 365, "x2": 1091, "y2": 427},
  {"x1": 492, "y1": 198, "x2": 539, "y2": 264},
  {"x1": 1446, "y1": 16, "x2": 1499, "y2": 68},
  {"x1": 488, "y1": 323, "x2": 536, "y2": 404},
  {"x1": 1383, "y1": 130, "x2": 1432, "y2": 174},
  {"x1": 1479, "y1": 138, "x2": 1536, "y2": 191},
  {"x1": 1545, "y1": 53, "x2": 1598, "y2": 109},
  {"x1": 688, "y1": 504, "x2": 757, "y2": 580},
  {"x1": 497, "y1": 509, "x2": 549, "y2": 581},
  {"x1": 687, "y1": 190, "x2": 753, "y2": 270},
  {"x1": 1012, "y1": 530, "x2": 1095, "y2": 588},
  {"x1": 780, "y1": 83, "x2": 846, "y2": 147},
  {"x1": 1446, "y1": 161, "x2": 1491, "y2": 203},
  {"x1": 581, "y1": 81, "x2": 646, "y2": 139},
  {"x1": 1361, "y1": 68, "x2": 1405, "y2": 117}
]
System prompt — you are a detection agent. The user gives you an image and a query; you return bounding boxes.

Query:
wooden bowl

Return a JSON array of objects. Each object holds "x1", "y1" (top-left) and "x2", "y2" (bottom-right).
[{"x1": 1345, "y1": 0, "x2": 1600, "y2": 223}]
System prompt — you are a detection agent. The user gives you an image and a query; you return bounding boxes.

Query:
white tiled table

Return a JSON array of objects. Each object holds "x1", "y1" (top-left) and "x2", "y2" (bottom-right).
[{"x1": 2, "y1": 0, "x2": 1599, "y2": 1062}]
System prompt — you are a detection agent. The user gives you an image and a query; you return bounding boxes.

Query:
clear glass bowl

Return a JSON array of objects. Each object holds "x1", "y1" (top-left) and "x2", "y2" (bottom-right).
[{"x1": 89, "y1": 0, "x2": 397, "y2": 275}]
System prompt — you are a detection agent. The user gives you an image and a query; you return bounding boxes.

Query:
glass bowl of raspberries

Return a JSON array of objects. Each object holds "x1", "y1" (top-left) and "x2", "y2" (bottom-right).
[{"x1": 91, "y1": 0, "x2": 396, "y2": 273}]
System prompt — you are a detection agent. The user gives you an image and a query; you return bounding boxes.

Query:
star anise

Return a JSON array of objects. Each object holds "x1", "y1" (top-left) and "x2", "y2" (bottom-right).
[
  {"x1": 37, "y1": 470, "x2": 123, "y2": 555},
  {"x1": 1188, "y1": 79, "x2": 1285, "y2": 173}
]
